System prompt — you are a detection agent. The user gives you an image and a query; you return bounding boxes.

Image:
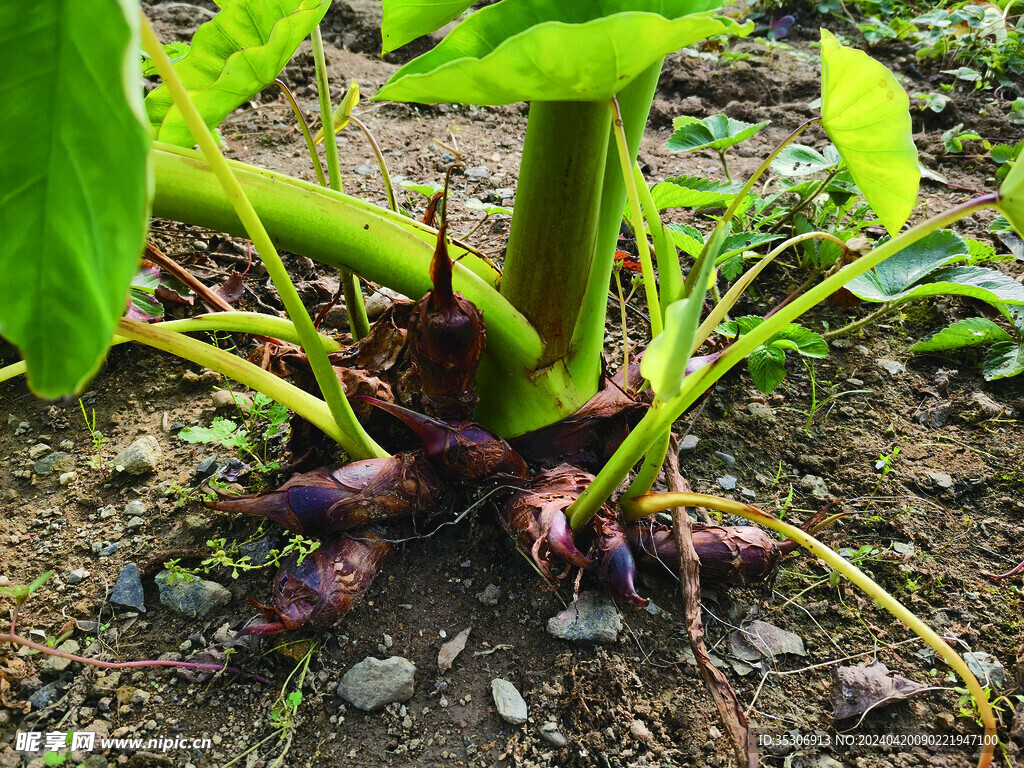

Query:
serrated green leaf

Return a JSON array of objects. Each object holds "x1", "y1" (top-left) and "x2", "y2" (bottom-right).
[
  {"x1": 912, "y1": 318, "x2": 1012, "y2": 352},
  {"x1": 767, "y1": 325, "x2": 829, "y2": 357},
  {"x1": 771, "y1": 143, "x2": 842, "y2": 177},
  {"x1": 998, "y1": 149, "x2": 1024, "y2": 237},
  {"x1": 819, "y1": 29, "x2": 919, "y2": 236},
  {"x1": 983, "y1": 341, "x2": 1024, "y2": 380},
  {"x1": 716, "y1": 315, "x2": 764, "y2": 338},
  {"x1": 719, "y1": 253, "x2": 745, "y2": 281},
  {"x1": 845, "y1": 230, "x2": 969, "y2": 301},
  {"x1": 667, "y1": 114, "x2": 770, "y2": 153},
  {"x1": 748, "y1": 345, "x2": 786, "y2": 393},
  {"x1": 179, "y1": 417, "x2": 249, "y2": 449},
  {"x1": 852, "y1": 262, "x2": 1024, "y2": 306},
  {"x1": 399, "y1": 180, "x2": 444, "y2": 198},
  {"x1": 382, "y1": 0, "x2": 478, "y2": 54},
  {"x1": 373, "y1": 0, "x2": 750, "y2": 105},
  {"x1": 0, "y1": 0, "x2": 150, "y2": 398},
  {"x1": 145, "y1": 0, "x2": 330, "y2": 146},
  {"x1": 652, "y1": 175, "x2": 744, "y2": 211},
  {"x1": 465, "y1": 198, "x2": 512, "y2": 216},
  {"x1": 666, "y1": 223, "x2": 705, "y2": 257}
]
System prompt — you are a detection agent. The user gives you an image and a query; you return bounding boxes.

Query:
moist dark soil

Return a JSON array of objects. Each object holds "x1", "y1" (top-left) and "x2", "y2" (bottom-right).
[{"x1": 2, "y1": 3, "x2": 1024, "y2": 768}]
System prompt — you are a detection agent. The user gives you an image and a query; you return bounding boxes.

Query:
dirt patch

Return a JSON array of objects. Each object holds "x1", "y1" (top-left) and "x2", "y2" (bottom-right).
[{"x1": 2, "y1": 6, "x2": 1024, "y2": 768}]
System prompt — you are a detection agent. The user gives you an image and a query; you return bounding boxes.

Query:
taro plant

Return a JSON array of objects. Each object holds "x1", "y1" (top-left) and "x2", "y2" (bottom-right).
[{"x1": 4, "y1": 2, "x2": 1024, "y2": 765}]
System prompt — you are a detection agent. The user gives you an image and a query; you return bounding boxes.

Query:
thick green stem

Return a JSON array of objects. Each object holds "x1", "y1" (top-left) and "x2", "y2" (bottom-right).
[
  {"x1": 634, "y1": 161, "x2": 683, "y2": 307},
  {"x1": 141, "y1": 18, "x2": 382, "y2": 460},
  {"x1": 622, "y1": 427, "x2": 671, "y2": 501},
  {"x1": 627, "y1": 493, "x2": 996, "y2": 768},
  {"x1": 611, "y1": 98, "x2": 661, "y2": 337},
  {"x1": 150, "y1": 147, "x2": 539, "y2": 376},
  {"x1": 273, "y1": 79, "x2": 325, "y2": 187},
  {"x1": 312, "y1": 26, "x2": 370, "y2": 341},
  {"x1": 571, "y1": 62, "x2": 662, "y2": 389},
  {"x1": 569, "y1": 194, "x2": 999, "y2": 527},
  {"x1": 501, "y1": 100, "x2": 612, "y2": 366},
  {"x1": 116, "y1": 319, "x2": 376, "y2": 455}
]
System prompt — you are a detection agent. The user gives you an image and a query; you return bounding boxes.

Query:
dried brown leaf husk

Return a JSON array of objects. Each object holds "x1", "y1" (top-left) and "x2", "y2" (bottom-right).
[
  {"x1": 247, "y1": 530, "x2": 394, "y2": 633},
  {"x1": 626, "y1": 523, "x2": 797, "y2": 588},
  {"x1": 510, "y1": 375, "x2": 647, "y2": 472},
  {"x1": 500, "y1": 464, "x2": 593, "y2": 581},
  {"x1": 204, "y1": 453, "x2": 441, "y2": 535}
]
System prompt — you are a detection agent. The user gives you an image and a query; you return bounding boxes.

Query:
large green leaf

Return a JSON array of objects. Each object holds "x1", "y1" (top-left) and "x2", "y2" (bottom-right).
[
  {"x1": 854, "y1": 265, "x2": 1024, "y2": 306},
  {"x1": 145, "y1": 0, "x2": 330, "y2": 147},
  {"x1": 845, "y1": 230, "x2": 968, "y2": 301},
  {"x1": 0, "y1": 0, "x2": 150, "y2": 397},
  {"x1": 983, "y1": 341, "x2": 1024, "y2": 380},
  {"x1": 912, "y1": 318, "x2": 1012, "y2": 352},
  {"x1": 666, "y1": 114, "x2": 770, "y2": 153},
  {"x1": 651, "y1": 175, "x2": 743, "y2": 210},
  {"x1": 382, "y1": 0, "x2": 477, "y2": 54},
  {"x1": 373, "y1": 0, "x2": 749, "y2": 105},
  {"x1": 998, "y1": 151, "x2": 1024, "y2": 237},
  {"x1": 819, "y1": 29, "x2": 918, "y2": 237},
  {"x1": 771, "y1": 143, "x2": 842, "y2": 177}
]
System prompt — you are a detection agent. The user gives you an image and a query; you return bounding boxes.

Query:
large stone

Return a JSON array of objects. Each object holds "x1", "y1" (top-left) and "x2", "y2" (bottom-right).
[
  {"x1": 114, "y1": 436, "x2": 163, "y2": 475},
  {"x1": 491, "y1": 679, "x2": 528, "y2": 725},
  {"x1": 547, "y1": 591, "x2": 621, "y2": 644},
  {"x1": 154, "y1": 571, "x2": 230, "y2": 618},
  {"x1": 337, "y1": 656, "x2": 416, "y2": 712}
]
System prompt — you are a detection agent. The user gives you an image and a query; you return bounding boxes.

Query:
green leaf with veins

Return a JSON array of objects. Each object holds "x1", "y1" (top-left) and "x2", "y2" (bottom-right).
[
  {"x1": 748, "y1": 346, "x2": 787, "y2": 393},
  {"x1": 845, "y1": 230, "x2": 968, "y2": 300},
  {"x1": 912, "y1": 318, "x2": 1012, "y2": 352},
  {"x1": 771, "y1": 143, "x2": 842, "y2": 177},
  {"x1": 145, "y1": 0, "x2": 330, "y2": 146},
  {"x1": 667, "y1": 114, "x2": 770, "y2": 153},
  {"x1": 983, "y1": 342, "x2": 1024, "y2": 380},
  {"x1": 819, "y1": 29, "x2": 919, "y2": 236},
  {"x1": 381, "y1": 0, "x2": 478, "y2": 54},
  {"x1": 373, "y1": 0, "x2": 749, "y2": 105},
  {"x1": 179, "y1": 418, "x2": 251, "y2": 450},
  {"x1": 651, "y1": 175, "x2": 743, "y2": 210},
  {"x1": 718, "y1": 317, "x2": 828, "y2": 393},
  {"x1": 0, "y1": 0, "x2": 150, "y2": 398}
]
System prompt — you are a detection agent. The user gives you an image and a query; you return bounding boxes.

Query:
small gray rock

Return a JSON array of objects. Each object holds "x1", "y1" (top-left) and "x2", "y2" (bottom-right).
[
  {"x1": 68, "y1": 568, "x2": 90, "y2": 585},
  {"x1": 547, "y1": 591, "x2": 621, "y2": 644},
  {"x1": 963, "y1": 651, "x2": 1005, "y2": 688},
  {"x1": 476, "y1": 584, "x2": 502, "y2": 606},
  {"x1": 729, "y1": 620, "x2": 805, "y2": 661},
  {"x1": 98, "y1": 543, "x2": 120, "y2": 558},
  {"x1": 124, "y1": 499, "x2": 148, "y2": 517},
  {"x1": 34, "y1": 451, "x2": 74, "y2": 476},
  {"x1": 799, "y1": 474, "x2": 829, "y2": 497},
  {"x1": 679, "y1": 434, "x2": 700, "y2": 452},
  {"x1": 746, "y1": 402, "x2": 775, "y2": 423},
  {"x1": 875, "y1": 358, "x2": 905, "y2": 376},
  {"x1": 465, "y1": 166, "x2": 490, "y2": 179},
  {"x1": 740, "y1": 487, "x2": 757, "y2": 501},
  {"x1": 539, "y1": 722, "x2": 567, "y2": 748},
  {"x1": 114, "y1": 436, "x2": 163, "y2": 475},
  {"x1": 337, "y1": 656, "x2": 416, "y2": 711},
  {"x1": 713, "y1": 451, "x2": 736, "y2": 468},
  {"x1": 28, "y1": 681, "x2": 63, "y2": 710},
  {"x1": 717, "y1": 475, "x2": 738, "y2": 491},
  {"x1": 353, "y1": 162, "x2": 376, "y2": 176},
  {"x1": 38, "y1": 640, "x2": 80, "y2": 674},
  {"x1": 921, "y1": 470, "x2": 954, "y2": 492},
  {"x1": 155, "y1": 570, "x2": 230, "y2": 618},
  {"x1": 238, "y1": 532, "x2": 282, "y2": 567},
  {"x1": 491, "y1": 678, "x2": 528, "y2": 724},
  {"x1": 125, "y1": 516, "x2": 145, "y2": 530},
  {"x1": 211, "y1": 390, "x2": 253, "y2": 413},
  {"x1": 110, "y1": 564, "x2": 146, "y2": 612},
  {"x1": 28, "y1": 443, "x2": 51, "y2": 459}
]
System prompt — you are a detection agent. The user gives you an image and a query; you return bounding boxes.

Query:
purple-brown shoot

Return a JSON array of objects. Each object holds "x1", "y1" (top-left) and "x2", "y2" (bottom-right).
[
  {"x1": 204, "y1": 453, "x2": 441, "y2": 535},
  {"x1": 590, "y1": 508, "x2": 648, "y2": 607},
  {"x1": 626, "y1": 523, "x2": 799, "y2": 587},
  {"x1": 408, "y1": 221, "x2": 487, "y2": 419},
  {"x1": 242, "y1": 530, "x2": 393, "y2": 634},
  {"x1": 353, "y1": 396, "x2": 528, "y2": 481},
  {"x1": 500, "y1": 465, "x2": 594, "y2": 581}
]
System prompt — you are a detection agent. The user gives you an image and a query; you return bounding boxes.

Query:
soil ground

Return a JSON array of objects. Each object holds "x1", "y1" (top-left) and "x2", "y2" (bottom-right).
[{"x1": 2, "y1": 3, "x2": 1023, "y2": 768}]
